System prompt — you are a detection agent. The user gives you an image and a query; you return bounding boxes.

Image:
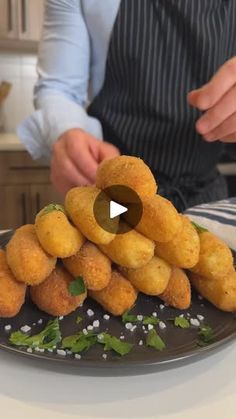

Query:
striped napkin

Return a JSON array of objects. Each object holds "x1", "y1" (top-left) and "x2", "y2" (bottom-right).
[{"x1": 185, "y1": 197, "x2": 236, "y2": 251}]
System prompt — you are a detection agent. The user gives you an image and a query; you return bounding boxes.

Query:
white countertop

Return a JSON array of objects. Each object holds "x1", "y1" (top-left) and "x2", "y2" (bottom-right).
[{"x1": 0, "y1": 133, "x2": 25, "y2": 151}]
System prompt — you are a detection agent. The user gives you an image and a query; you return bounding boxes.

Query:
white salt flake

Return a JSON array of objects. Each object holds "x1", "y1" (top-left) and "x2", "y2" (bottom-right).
[
  {"x1": 159, "y1": 304, "x2": 165, "y2": 310},
  {"x1": 35, "y1": 347, "x2": 45, "y2": 353},
  {"x1": 20, "y1": 325, "x2": 31, "y2": 333},
  {"x1": 198, "y1": 294, "x2": 203, "y2": 300},
  {"x1": 197, "y1": 315, "x2": 204, "y2": 321},
  {"x1": 137, "y1": 315, "x2": 143, "y2": 321},
  {"x1": 83, "y1": 329, "x2": 88, "y2": 335},
  {"x1": 27, "y1": 348, "x2": 33, "y2": 353},
  {"x1": 57, "y1": 349, "x2": 66, "y2": 356},
  {"x1": 159, "y1": 321, "x2": 166, "y2": 330},
  {"x1": 38, "y1": 319, "x2": 43, "y2": 325},
  {"x1": 139, "y1": 340, "x2": 143, "y2": 346},
  {"x1": 102, "y1": 354, "x2": 107, "y2": 360},
  {"x1": 148, "y1": 324, "x2": 154, "y2": 330},
  {"x1": 4, "y1": 325, "x2": 11, "y2": 331},
  {"x1": 152, "y1": 312, "x2": 157, "y2": 317},
  {"x1": 144, "y1": 330, "x2": 148, "y2": 334},
  {"x1": 87, "y1": 325, "x2": 94, "y2": 331},
  {"x1": 47, "y1": 348, "x2": 53, "y2": 353},
  {"x1": 59, "y1": 316, "x2": 64, "y2": 321},
  {"x1": 179, "y1": 314, "x2": 184, "y2": 318},
  {"x1": 103, "y1": 314, "x2": 110, "y2": 320},
  {"x1": 131, "y1": 325, "x2": 137, "y2": 332},
  {"x1": 120, "y1": 336, "x2": 125, "y2": 340},
  {"x1": 142, "y1": 325, "x2": 146, "y2": 330},
  {"x1": 87, "y1": 309, "x2": 94, "y2": 317},
  {"x1": 93, "y1": 320, "x2": 100, "y2": 328},
  {"x1": 125, "y1": 322, "x2": 133, "y2": 330},
  {"x1": 75, "y1": 354, "x2": 81, "y2": 359},
  {"x1": 33, "y1": 323, "x2": 36, "y2": 326},
  {"x1": 190, "y1": 318, "x2": 200, "y2": 327},
  {"x1": 66, "y1": 350, "x2": 72, "y2": 355}
]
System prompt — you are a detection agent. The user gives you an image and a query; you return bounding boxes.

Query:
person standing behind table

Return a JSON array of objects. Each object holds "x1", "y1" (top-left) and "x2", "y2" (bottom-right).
[{"x1": 18, "y1": 0, "x2": 236, "y2": 212}]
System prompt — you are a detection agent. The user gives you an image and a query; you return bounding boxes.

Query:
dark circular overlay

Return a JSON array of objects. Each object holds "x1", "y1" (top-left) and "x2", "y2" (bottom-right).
[{"x1": 93, "y1": 185, "x2": 143, "y2": 234}]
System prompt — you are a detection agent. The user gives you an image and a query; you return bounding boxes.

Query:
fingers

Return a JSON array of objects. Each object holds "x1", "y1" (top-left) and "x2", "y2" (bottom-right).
[
  {"x1": 98, "y1": 142, "x2": 120, "y2": 162},
  {"x1": 196, "y1": 86, "x2": 236, "y2": 136},
  {"x1": 188, "y1": 57, "x2": 236, "y2": 110},
  {"x1": 203, "y1": 112, "x2": 236, "y2": 142},
  {"x1": 217, "y1": 132, "x2": 236, "y2": 143}
]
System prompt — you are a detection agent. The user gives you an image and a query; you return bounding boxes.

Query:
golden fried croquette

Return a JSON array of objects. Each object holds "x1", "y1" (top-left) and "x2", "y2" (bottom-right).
[
  {"x1": 119, "y1": 256, "x2": 171, "y2": 296},
  {"x1": 190, "y1": 231, "x2": 234, "y2": 280},
  {"x1": 89, "y1": 271, "x2": 138, "y2": 316},
  {"x1": 65, "y1": 186, "x2": 119, "y2": 244},
  {"x1": 155, "y1": 215, "x2": 200, "y2": 268},
  {"x1": 99, "y1": 223, "x2": 155, "y2": 268},
  {"x1": 63, "y1": 242, "x2": 111, "y2": 291},
  {"x1": 35, "y1": 204, "x2": 85, "y2": 258},
  {"x1": 6, "y1": 225, "x2": 56, "y2": 285},
  {"x1": 159, "y1": 267, "x2": 191, "y2": 310},
  {"x1": 190, "y1": 270, "x2": 236, "y2": 312},
  {"x1": 0, "y1": 250, "x2": 26, "y2": 317},
  {"x1": 96, "y1": 155, "x2": 157, "y2": 200},
  {"x1": 30, "y1": 265, "x2": 87, "y2": 316},
  {"x1": 135, "y1": 195, "x2": 182, "y2": 242}
]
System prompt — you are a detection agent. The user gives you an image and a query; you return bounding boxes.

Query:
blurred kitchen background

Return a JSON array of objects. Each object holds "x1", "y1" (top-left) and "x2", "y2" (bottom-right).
[{"x1": 0, "y1": 0, "x2": 235, "y2": 230}]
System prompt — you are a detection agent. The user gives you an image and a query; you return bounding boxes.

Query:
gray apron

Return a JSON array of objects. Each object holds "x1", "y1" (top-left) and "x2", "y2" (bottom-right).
[{"x1": 88, "y1": 0, "x2": 236, "y2": 211}]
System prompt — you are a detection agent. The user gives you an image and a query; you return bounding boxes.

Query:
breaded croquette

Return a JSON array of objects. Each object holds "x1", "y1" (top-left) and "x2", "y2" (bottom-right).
[
  {"x1": 190, "y1": 270, "x2": 236, "y2": 312},
  {"x1": 96, "y1": 155, "x2": 157, "y2": 200},
  {"x1": 35, "y1": 204, "x2": 85, "y2": 258},
  {"x1": 99, "y1": 222, "x2": 155, "y2": 268},
  {"x1": 89, "y1": 271, "x2": 138, "y2": 316},
  {"x1": 190, "y1": 231, "x2": 234, "y2": 280},
  {"x1": 119, "y1": 256, "x2": 171, "y2": 296},
  {"x1": 159, "y1": 267, "x2": 191, "y2": 310},
  {"x1": 30, "y1": 265, "x2": 87, "y2": 316},
  {"x1": 6, "y1": 225, "x2": 56, "y2": 285},
  {"x1": 63, "y1": 242, "x2": 111, "y2": 291},
  {"x1": 155, "y1": 215, "x2": 200, "y2": 269},
  {"x1": 135, "y1": 194, "x2": 182, "y2": 242},
  {"x1": 0, "y1": 250, "x2": 26, "y2": 317},
  {"x1": 65, "y1": 186, "x2": 119, "y2": 244}
]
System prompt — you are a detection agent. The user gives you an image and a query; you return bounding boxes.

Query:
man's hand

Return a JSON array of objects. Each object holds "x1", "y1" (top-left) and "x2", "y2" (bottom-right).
[
  {"x1": 188, "y1": 57, "x2": 236, "y2": 143},
  {"x1": 51, "y1": 128, "x2": 120, "y2": 195}
]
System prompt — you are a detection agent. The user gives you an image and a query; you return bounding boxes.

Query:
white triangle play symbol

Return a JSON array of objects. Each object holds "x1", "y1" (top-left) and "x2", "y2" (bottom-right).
[{"x1": 110, "y1": 201, "x2": 128, "y2": 219}]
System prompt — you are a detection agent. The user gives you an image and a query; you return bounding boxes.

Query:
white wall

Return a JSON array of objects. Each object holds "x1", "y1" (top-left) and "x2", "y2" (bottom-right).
[{"x1": 0, "y1": 51, "x2": 37, "y2": 133}]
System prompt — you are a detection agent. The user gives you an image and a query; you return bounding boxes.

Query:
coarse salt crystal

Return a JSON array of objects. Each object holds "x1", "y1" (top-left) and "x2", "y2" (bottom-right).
[
  {"x1": 152, "y1": 312, "x2": 157, "y2": 317},
  {"x1": 93, "y1": 320, "x2": 100, "y2": 328},
  {"x1": 159, "y1": 304, "x2": 165, "y2": 310},
  {"x1": 125, "y1": 322, "x2": 133, "y2": 330},
  {"x1": 35, "y1": 347, "x2": 45, "y2": 353},
  {"x1": 148, "y1": 324, "x2": 154, "y2": 330},
  {"x1": 131, "y1": 325, "x2": 137, "y2": 332},
  {"x1": 20, "y1": 325, "x2": 31, "y2": 333},
  {"x1": 103, "y1": 314, "x2": 110, "y2": 320},
  {"x1": 4, "y1": 325, "x2": 11, "y2": 331},
  {"x1": 87, "y1": 325, "x2": 94, "y2": 331},
  {"x1": 27, "y1": 348, "x2": 33, "y2": 353},
  {"x1": 87, "y1": 309, "x2": 94, "y2": 317},
  {"x1": 159, "y1": 321, "x2": 166, "y2": 330},
  {"x1": 120, "y1": 336, "x2": 125, "y2": 340},
  {"x1": 142, "y1": 325, "x2": 146, "y2": 330},
  {"x1": 139, "y1": 340, "x2": 143, "y2": 346},
  {"x1": 83, "y1": 329, "x2": 88, "y2": 335},
  {"x1": 179, "y1": 314, "x2": 184, "y2": 318},
  {"x1": 59, "y1": 316, "x2": 64, "y2": 320},
  {"x1": 137, "y1": 315, "x2": 143, "y2": 321},
  {"x1": 190, "y1": 318, "x2": 200, "y2": 327},
  {"x1": 57, "y1": 349, "x2": 66, "y2": 356},
  {"x1": 38, "y1": 319, "x2": 43, "y2": 325},
  {"x1": 197, "y1": 315, "x2": 204, "y2": 321},
  {"x1": 102, "y1": 354, "x2": 107, "y2": 360},
  {"x1": 144, "y1": 330, "x2": 148, "y2": 334},
  {"x1": 66, "y1": 350, "x2": 72, "y2": 355},
  {"x1": 47, "y1": 348, "x2": 53, "y2": 353},
  {"x1": 198, "y1": 295, "x2": 203, "y2": 300},
  {"x1": 75, "y1": 354, "x2": 81, "y2": 359}
]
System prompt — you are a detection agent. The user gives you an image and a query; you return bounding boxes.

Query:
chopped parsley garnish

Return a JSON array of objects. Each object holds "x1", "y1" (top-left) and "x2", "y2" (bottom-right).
[
  {"x1": 9, "y1": 318, "x2": 61, "y2": 349},
  {"x1": 69, "y1": 277, "x2": 86, "y2": 296},
  {"x1": 41, "y1": 203, "x2": 66, "y2": 216},
  {"x1": 122, "y1": 310, "x2": 159, "y2": 325},
  {"x1": 97, "y1": 333, "x2": 133, "y2": 356},
  {"x1": 142, "y1": 316, "x2": 160, "y2": 325},
  {"x1": 170, "y1": 316, "x2": 190, "y2": 329},
  {"x1": 76, "y1": 316, "x2": 83, "y2": 324},
  {"x1": 191, "y1": 221, "x2": 208, "y2": 234},
  {"x1": 146, "y1": 329, "x2": 166, "y2": 351},
  {"x1": 62, "y1": 332, "x2": 96, "y2": 353},
  {"x1": 197, "y1": 325, "x2": 215, "y2": 346},
  {"x1": 122, "y1": 308, "x2": 138, "y2": 324}
]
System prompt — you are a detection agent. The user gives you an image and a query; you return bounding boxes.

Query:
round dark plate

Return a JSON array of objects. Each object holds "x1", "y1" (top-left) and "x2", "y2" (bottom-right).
[{"x1": 0, "y1": 230, "x2": 236, "y2": 373}]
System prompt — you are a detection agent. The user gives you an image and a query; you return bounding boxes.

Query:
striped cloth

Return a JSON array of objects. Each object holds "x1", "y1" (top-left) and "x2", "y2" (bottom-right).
[{"x1": 185, "y1": 198, "x2": 236, "y2": 251}]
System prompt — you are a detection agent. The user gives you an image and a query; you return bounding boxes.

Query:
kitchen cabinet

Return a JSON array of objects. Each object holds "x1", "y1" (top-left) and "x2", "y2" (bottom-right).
[
  {"x1": 0, "y1": 150, "x2": 62, "y2": 229},
  {"x1": 0, "y1": 0, "x2": 44, "y2": 42}
]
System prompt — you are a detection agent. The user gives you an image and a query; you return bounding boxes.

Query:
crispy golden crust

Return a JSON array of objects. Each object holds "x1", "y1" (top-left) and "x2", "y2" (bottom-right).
[
  {"x1": 99, "y1": 223, "x2": 155, "y2": 268},
  {"x1": 190, "y1": 231, "x2": 234, "y2": 280},
  {"x1": 30, "y1": 265, "x2": 87, "y2": 316},
  {"x1": 155, "y1": 215, "x2": 200, "y2": 269},
  {"x1": 119, "y1": 256, "x2": 171, "y2": 296},
  {"x1": 96, "y1": 156, "x2": 157, "y2": 200},
  {"x1": 89, "y1": 271, "x2": 138, "y2": 316},
  {"x1": 6, "y1": 225, "x2": 56, "y2": 285},
  {"x1": 190, "y1": 270, "x2": 236, "y2": 312},
  {"x1": 159, "y1": 267, "x2": 191, "y2": 310},
  {"x1": 63, "y1": 242, "x2": 111, "y2": 291},
  {"x1": 35, "y1": 208, "x2": 85, "y2": 258},
  {"x1": 135, "y1": 195, "x2": 182, "y2": 242},
  {"x1": 65, "y1": 186, "x2": 118, "y2": 245},
  {"x1": 0, "y1": 250, "x2": 26, "y2": 317}
]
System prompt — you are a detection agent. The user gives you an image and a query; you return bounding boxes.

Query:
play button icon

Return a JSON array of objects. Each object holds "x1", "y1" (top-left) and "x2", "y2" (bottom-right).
[
  {"x1": 93, "y1": 185, "x2": 143, "y2": 234},
  {"x1": 110, "y1": 201, "x2": 128, "y2": 219}
]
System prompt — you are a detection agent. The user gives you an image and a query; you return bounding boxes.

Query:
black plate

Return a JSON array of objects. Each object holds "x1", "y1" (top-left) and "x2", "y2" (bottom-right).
[{"x1": 0, "y1": 230, "x2": 236, "y2": 373}]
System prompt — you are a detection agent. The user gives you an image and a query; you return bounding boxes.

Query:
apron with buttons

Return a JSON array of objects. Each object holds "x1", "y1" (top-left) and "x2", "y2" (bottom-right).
[{"x1": 88, "y1": 0, "x2": 236, "y2": 211}]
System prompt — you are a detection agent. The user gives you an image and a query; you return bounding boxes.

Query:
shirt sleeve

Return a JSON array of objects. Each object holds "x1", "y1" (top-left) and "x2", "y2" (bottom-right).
[{"x1": 17, "y1": 0, "x2": 103, "y2": 160}]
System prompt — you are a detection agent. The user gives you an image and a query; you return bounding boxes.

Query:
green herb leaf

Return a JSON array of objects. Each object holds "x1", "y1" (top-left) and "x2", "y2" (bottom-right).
[
  {"x1": 69, "y1": 277, "x2": 86, "y2": 296},
  {"x1": 97, "y1": 333, "x2": 133, "y2": 356},
  {"x1": 62, "y1": 331, "x2": 96, "y2": 353},
  {"x1": 191, "y1": 221, "x2": 208, "y2": 234},
  {"x1": 197, "y1": 325, "x2": 214, "y2": 346},
  {"x1": 76, "y1": 316, "x2": 82, "y2": 324},
  {"x1": 122, "y1": 309, "x2": 138, "y2": 324},
  {"x1": 41, "y1": 204, "x2": 66, "y2": 216},
  {"x1": 173, "y1": 316, "x2": 190, "y2": 329},
  {"x1": 146, "y1": 329, "x2": 166, "y2": 351},
  {"x1": 9, "y1": 318, "x2": 61, "y2": 349},
  {"x1": 143, "y1": 316, "x2": 160, "y2": 325}
]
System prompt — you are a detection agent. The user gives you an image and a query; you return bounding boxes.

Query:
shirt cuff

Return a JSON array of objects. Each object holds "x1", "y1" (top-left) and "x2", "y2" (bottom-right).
[{"x1": 17, "y1": 94, "x2": 103, "y2": 160}]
